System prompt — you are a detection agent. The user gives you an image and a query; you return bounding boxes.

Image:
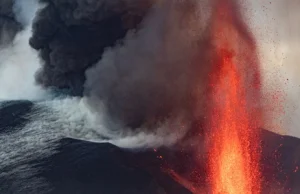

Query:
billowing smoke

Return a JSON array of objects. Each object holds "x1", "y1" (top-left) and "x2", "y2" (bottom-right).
[
  {"x1": 1, "y1": 1, "x2": 300, "y2": 192},
  {"x1": 30, "y1": 0, "x2": 152, "y2": 96},
  {"x1": 1, "y1": 0, "x2": 300, "y2": 149},
  {"x1": 29, "y1": 0, "x2": 300, "y2": 147},
  {"x1": 84, "y1": 1, "x2": 206, "y2": 133},
  {"x1": 25, "y1": 0, "x2": 216, "y2": 148}
]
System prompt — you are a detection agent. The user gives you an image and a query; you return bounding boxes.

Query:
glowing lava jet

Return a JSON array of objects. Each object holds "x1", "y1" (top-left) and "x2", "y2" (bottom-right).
[
  {"x1": 165, "y1": 0, "x2": 264, "y2": 193},
  {"x1": 207, "y1": 50, "x2": 261, "y2": 194},
  {"x1": 206, "y1": 0, "x2": 262, "y2": 193}
]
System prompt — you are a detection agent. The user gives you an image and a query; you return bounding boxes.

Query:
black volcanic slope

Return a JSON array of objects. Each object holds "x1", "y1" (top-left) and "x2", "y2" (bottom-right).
[
  {"x1": 0, "y1": 101, "x2": 191, "y2": 194},
  {"x1": 0, "y1": 101, "x2": 300, "y2": 194},
  {"x1": 0, "y1": 101, "x2": 33, "y2": 133},
  {"x1": 32, "y1": 139, "x2": 179, "y2": 194}
]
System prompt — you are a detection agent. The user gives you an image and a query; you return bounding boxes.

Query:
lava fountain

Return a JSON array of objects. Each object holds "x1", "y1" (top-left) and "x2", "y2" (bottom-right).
[
  {"x1": 206, "y1": 0, "x2": 262, "y2": 193},
  {"x1": 207, "y1": 50, "x2": 261, "y2": 193},
  {"x1": 163, "y1": 0, "x2": 264, "y2": 193}
]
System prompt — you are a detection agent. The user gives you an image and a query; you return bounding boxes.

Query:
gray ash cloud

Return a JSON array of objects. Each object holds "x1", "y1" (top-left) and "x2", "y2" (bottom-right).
[
  {"x1": 83, "y1": 1, "x2": 213, "y2": 130},
  {"x1": 29, "y1": 0, "x2": 152, "y2": 96},
  {"x1": 29, "y1": 0, "x2": 213, "y2": 132}
]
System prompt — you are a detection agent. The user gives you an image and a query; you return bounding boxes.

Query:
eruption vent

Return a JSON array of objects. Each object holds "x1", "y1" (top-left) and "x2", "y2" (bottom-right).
[
  {"x1": 207, "y1": 0, "x2": 262, "y2": 193},
  {"x1": 208, "y1": 51, "x2": 261, "y2": 193}
]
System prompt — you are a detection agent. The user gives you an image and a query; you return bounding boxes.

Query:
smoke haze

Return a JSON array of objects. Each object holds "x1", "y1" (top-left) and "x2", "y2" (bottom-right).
[
  {"x1": 84, "y1": 0, "x2": 207, "y2": 134},
  {"x1": 30, "y1": 0, "x2": 152, "y2": 96},
  {"x1": 0, "y1": 0, "x2": 300, "y2": 149}
]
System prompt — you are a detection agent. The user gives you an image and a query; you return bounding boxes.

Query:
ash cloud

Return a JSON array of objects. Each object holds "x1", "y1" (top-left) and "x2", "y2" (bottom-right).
[
  {"x1": 82, "y1": 0, "x2": 214, "y2": 144},
  {"x1": 24, "y1": 0, "x2": 300, "y2": 147},
  {"x1": 30, "y1": 0, "x2": 152, "y2": 96},
  {"x1": 27, "y1": 0, "x2": 216, "y2": 147},
  {"x1": 28, "y1": 0, "x2": 215, "y2": 147}
]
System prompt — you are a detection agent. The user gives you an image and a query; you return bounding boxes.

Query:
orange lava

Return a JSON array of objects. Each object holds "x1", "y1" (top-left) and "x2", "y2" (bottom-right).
[
  {"x1": 207, "y1": 0, "x2": 262, "y2": 193},
  {"x1": 165, "y1": 1, "x2": 263, "y2": 193},
  {"x1": 207, "y1": 49, "x2": 261, "y2": 194}
]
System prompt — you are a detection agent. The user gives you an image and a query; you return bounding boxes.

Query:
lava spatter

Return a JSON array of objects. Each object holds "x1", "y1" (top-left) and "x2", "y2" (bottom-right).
[{"x1": 207, "y1": 0, "x2": 262, "y2": 193}]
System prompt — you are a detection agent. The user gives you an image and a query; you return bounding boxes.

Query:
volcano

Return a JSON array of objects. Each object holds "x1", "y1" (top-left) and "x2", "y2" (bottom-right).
[
  {"x1": 1, "y1": 0, "x2": 300, "y2": 194},
  {"x1": 1, "y1": 101, "x2": 300, "y2": 193}
]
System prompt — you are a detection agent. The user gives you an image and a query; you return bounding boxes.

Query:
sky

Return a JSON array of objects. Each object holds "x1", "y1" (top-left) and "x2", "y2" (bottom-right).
[{"x1": 242, "y1": 0, "x2": 300, "y2": 137}]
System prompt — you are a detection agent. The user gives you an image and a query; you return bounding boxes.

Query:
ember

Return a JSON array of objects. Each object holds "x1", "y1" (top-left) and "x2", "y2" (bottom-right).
[
  {"x1": 207, "y1": 49, "x2": 261, "y2": 194},
  {"x1": 169, "y1": 0, "x2": 264, "y2": 193},
  {"x1": 207, "y1": 0, "x2": 262, "y2": 193}
]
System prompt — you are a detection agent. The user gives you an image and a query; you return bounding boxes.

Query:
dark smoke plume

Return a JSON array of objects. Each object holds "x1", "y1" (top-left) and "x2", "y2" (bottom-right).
[
  {"x1": 30, "y1": 0, "x2": 152, "y2": 96},
  {"x1": 29, "y1": 0, "x2": 216, "y2": 138},
  {"x1": 83, "y1": 0, "x2": 214, "y2": 132},
  {"x1": 29, "y1": 0, "x2": 262, "y2": 145}
]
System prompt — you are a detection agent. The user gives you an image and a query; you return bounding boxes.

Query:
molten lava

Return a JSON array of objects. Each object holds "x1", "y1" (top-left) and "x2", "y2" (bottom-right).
[
  {"x1": 207, "y1": 0, "x2": 262, "y2": 193},
  {"x1": 207, "y1": 49, "x2": 261, "y2": 194},
  {"x1": 165, "y1": 1, "x2": 263, "y2": 193}
]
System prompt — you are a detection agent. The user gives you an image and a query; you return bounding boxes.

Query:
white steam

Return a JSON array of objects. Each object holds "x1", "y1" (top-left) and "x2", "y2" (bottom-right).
[{"x1": 0, "y1": 0, "x2": 48, "y2": 101}]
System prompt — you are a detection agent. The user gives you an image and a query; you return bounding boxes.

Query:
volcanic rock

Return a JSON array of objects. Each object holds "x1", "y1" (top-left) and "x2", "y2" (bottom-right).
[
  {"x1": 1, "y1": 101, "x2": 300, "y2": 193},
  {"x1": 0, "y1": 100, "x2": 191, "y2": 194}
]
